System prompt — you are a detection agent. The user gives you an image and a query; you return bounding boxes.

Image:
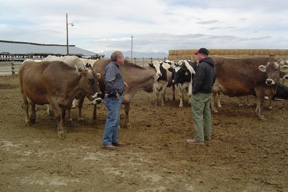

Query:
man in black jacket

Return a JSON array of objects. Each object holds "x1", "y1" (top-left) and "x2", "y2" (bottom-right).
[{"x1": 187, "y1": 48, "x2": 216, "y2": 145}]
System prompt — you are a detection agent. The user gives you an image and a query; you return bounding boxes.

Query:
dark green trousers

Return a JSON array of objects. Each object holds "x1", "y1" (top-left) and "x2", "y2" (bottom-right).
[{"x1": 191, "y1": 93, "x2": 212, "y2": 141}]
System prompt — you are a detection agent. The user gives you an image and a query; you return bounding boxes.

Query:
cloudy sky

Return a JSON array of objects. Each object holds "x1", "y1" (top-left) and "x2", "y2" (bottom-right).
[{"x1": 1, "y1": 0, "x2": 287, "y2": 55}]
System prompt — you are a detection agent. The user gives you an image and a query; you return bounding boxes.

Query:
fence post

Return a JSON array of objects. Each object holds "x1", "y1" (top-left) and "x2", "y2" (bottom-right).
[
  {"x1": 11, "y1": 56, "x2": 15, "y2": 75},
  {"x1": 134, "y1": 57, "x2": 137, "y2": 64}
]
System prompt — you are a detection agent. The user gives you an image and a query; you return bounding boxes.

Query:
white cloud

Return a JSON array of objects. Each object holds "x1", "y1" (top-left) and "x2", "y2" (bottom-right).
[{"x1": 0, "y1": 0, "x2": 287, "y2": 54}]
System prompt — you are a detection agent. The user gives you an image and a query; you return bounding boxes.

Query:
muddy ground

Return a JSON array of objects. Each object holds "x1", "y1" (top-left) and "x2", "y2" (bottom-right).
[{"x1": 0, "y1": 75, "x2": 287, "y2": 192}]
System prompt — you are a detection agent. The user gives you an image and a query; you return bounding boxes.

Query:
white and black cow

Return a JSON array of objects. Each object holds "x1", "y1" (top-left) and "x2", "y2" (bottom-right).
[
  {"x1": 173, "y1": 60, "x2": 197, "y2": 107},
  {"x1": 149, "y1": 60, "x2": 175, "y2": 105}
]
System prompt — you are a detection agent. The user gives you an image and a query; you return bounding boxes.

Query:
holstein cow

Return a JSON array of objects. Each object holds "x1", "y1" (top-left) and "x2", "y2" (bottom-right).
[
  {"x1": 75, "y1": 58, "x2": 157, "y2": 128},
  {"x1": 173, "y1": 60, "x2": 197, "y2": 107},
  {"x1": 211, "y1": 57, "x2": 288, "y2": 120},
  {"x1": 149, "y1": 60, "x2": 175, "y2": 105},
  {"x1": 19, "y1": 60, "x2": 102, "y2": 138},
  {"x1": 272, "y1": 83, "x2": 288, "y2": 100}
]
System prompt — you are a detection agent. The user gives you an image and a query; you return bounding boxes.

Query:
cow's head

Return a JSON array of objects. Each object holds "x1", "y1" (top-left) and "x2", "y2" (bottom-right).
[
  {"x1": 173, "y1": 60, "x2": 196, "y2": 84},
  {"x1": 149, "y1": 61, "x2": 162, "y2": 77},
  {"x1": 85, "y1": 63, "x2": 92, "y2": 69},
  {"x1": 258, "y1": 61, "x2": 288, "y2": 85},
  {"x1": 76, "y1": 67, "x2": 102, "y2": 104},
  {"x1": 278, "y1": 59, "x2": 288, "y2": 80}
]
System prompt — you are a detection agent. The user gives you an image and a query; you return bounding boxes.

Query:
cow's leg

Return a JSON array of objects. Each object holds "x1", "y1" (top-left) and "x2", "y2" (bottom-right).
[
  {"x1": 77, "y1": 95, "x2": 85, "y2": 121},
  {"x1": 23, "y1": 96, "x2": 30, "y2": 125},
  {"x1": 124, "y1": 103, "x2": 131, "y2": 128},
  {"x1": 211, "y1": 91, "x2": 218, "y2": 113},
  {"x1": 267, "y1": 97, "x2": 273, "y2": 110},
  {"x1": 172, "y1": 83, "x2": 176, "y2": 101},
  {"x1": 216, "y1": 93, "x2": 222, "y2": 108},
  {"x1": 93, "y1": 104, "x2": 97, "y2": 120},
  {"x1": 30, "y1": 102, "x2": 36, "y2": 124},
  {"x1": 65, "y1": 108, "x2": 73, "y2": 122},
  {"x1": 188, "y1": 82, "x2": 192, "y2": 105},
  {"x1": 161, "y1": 83, "x2": 169, "y2": 106},
  {"x1": 50, "y1": 101, "x2": 65, "y2": 139},
  {"x1": 71, "y1": 99, "x2": 77, "y2": 109},
  {"x1": 255, "y1": 87, "x2": 266, "y2": 120},
  {"x1": 178, "y1": 85, "x2": 184, "y2": 107},
  {"x1": 246, "y1": 96, "x2": 253, "y2": 106},
  {"x1": 46, "y1": 104, "x2": 54, "y2": 116}
]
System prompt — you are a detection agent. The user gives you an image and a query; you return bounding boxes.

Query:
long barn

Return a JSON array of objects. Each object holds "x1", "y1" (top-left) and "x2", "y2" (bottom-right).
[
  {"x1": 0, "y1": 40, "x2": 103, "y2": 75},
  {"x1": 0, "y1": 40, "x2": 101, "y2": 60}
]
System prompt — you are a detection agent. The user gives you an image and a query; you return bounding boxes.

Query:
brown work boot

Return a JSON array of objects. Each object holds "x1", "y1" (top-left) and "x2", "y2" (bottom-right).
[
  {"x1": 112, "y1": 142, "x2": 126, "y2": 147},
  {"x1": 186, "y1": 139, "x2": 204, "y2": 145},
  {"x1": 103, "y1": 144, "x2": 116, "y2": 150}
]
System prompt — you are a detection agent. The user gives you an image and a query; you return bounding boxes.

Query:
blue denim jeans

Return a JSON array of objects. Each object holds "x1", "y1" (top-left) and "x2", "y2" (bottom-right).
[{"x1": 102, "y1": 96, "x2": 122, "y2": 145}]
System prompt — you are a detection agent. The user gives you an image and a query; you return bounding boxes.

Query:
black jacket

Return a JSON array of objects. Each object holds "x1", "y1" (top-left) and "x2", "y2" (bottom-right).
[{"x1": 192, "y1": 57, "x2": 215, "y2": 94}]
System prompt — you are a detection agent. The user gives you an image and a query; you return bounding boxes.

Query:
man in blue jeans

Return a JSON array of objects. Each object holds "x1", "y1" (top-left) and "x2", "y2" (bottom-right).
[{"x1": 103, "y1": 51, "x2": 128, "y2": 150}]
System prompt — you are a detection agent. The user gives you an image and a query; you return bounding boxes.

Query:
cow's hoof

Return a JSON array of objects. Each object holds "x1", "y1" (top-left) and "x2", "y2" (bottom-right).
[
  {"x1": 25, "y1": 119, "x2": 31, "y2": 125},
  {"x1": 259, "y1": 116, "x2": 267, "y2": 121},
  {"x1": 58, "y1": 132, "x2": 66, "y2": 139},
  {"x1": 47, "y1": 110, "x2": 54, "y2": 116},
  {"x1": 30, "y1": 119, "x2": 36, "y2": 124},
  {"x1": 77, "y1": 117, "x2": 84, "y2": 122},
  {"x1": 125, "y1": 124, "x2": 132, "y2": 129},
  {"x1": 213, "y1": 110, "x2": 218, "y2": 113},
  {"x1": 268, "y1": 106, "x2": 273, "y2": 110}
]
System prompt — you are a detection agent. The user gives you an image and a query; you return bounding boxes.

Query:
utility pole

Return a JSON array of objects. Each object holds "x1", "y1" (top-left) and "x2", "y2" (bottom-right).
[
  {"x1": 66, "y1": 13, "x2": 74, "y2": 55},
  {"x1": 131, "y1": 36, "x2": 134, "y2": 59}
]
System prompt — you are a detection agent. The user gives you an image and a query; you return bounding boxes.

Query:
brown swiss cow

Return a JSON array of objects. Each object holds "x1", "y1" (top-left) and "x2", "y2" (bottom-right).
[
  {"x1": 211, "y1": 57, "x2": 288, "y2": 120},
  {"x1": 75, "y1": 58, "x2": 157, "y2": 128},
  {"x1": 19, "y1": 60, "x2": 102, "y2": 138}
]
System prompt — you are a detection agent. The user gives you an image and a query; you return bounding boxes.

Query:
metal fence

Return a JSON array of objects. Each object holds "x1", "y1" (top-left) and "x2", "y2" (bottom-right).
[
  {"x1": 0, "y1": 57, "x2": 167, "y2": 76},
  {"x1": 128, "y1": 57, "x2": 167, "y2": 67},
  {"x1": 0, "y1": 59, "x2": 24, "y2": 76}
]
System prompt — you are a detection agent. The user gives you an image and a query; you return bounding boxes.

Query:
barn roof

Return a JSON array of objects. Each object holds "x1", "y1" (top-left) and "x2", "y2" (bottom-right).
[{"x1": 0, "y1": 40, "x2": 96, "y2": 57}]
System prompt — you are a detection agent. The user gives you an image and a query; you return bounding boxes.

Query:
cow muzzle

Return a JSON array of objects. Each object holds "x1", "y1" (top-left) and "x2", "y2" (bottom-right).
[
  {"x1": 91, "y1": 92, "x2": 102, "y2": 99},
  {"x1": 92, "y1": 97, "x2": 102, "y2": 105},
  {"x1": 283, "y1": 75, "x2": 288, "y2": 79},
  {"x1": 265, "y1": 79, "x2": 275, "y2": 85},
  {"x1": 90, "y1": 92, "x2": 102, "y2": 104}
]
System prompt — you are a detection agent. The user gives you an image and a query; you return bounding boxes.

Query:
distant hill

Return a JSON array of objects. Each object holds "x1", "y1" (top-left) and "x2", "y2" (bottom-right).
[{"x1": 99, "y1": 50, "x2": 168, "y2": 58}]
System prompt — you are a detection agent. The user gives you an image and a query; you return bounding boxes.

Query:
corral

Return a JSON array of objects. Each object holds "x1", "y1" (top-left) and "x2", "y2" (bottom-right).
[{"x1": 1, "y1": 74, "x2": 288, "y2": 191}]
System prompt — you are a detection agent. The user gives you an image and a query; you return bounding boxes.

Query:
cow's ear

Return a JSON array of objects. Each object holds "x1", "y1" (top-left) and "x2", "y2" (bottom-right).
[
  {"x1": 75, "y1": 64, "x2": 84, "y2": 75},
  {"x1": 258, "y1": 65, "x2": 267, "y2": 72},
  {"x1": 280, "y1": 65, "x2": 288, "y2": 73},
  {"x1": 96, "y1": 73, "x2": 101, "y2": 79}
]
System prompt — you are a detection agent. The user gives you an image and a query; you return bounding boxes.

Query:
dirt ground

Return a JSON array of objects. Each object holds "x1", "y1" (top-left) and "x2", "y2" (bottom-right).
[{"x1": 0, "y1": 75, "x2": 288, "y2": 192}]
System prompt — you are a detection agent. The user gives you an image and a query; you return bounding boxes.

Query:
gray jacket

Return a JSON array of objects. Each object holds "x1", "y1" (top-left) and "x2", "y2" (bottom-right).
[{"x1": 104, "y1": 61, "x2": 124, "y2": 96}]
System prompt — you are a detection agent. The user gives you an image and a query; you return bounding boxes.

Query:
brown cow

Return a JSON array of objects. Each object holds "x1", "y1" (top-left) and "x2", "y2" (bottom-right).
[
  {"x1": 211, "y1": 57, "x2": 288, "y2": 120},
  {"x1": 75, "y1": 58, "x2": 157, "y2": 128},
  {"x1": 19, "y1": 60, "x2": 102, "y2": 138}
]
